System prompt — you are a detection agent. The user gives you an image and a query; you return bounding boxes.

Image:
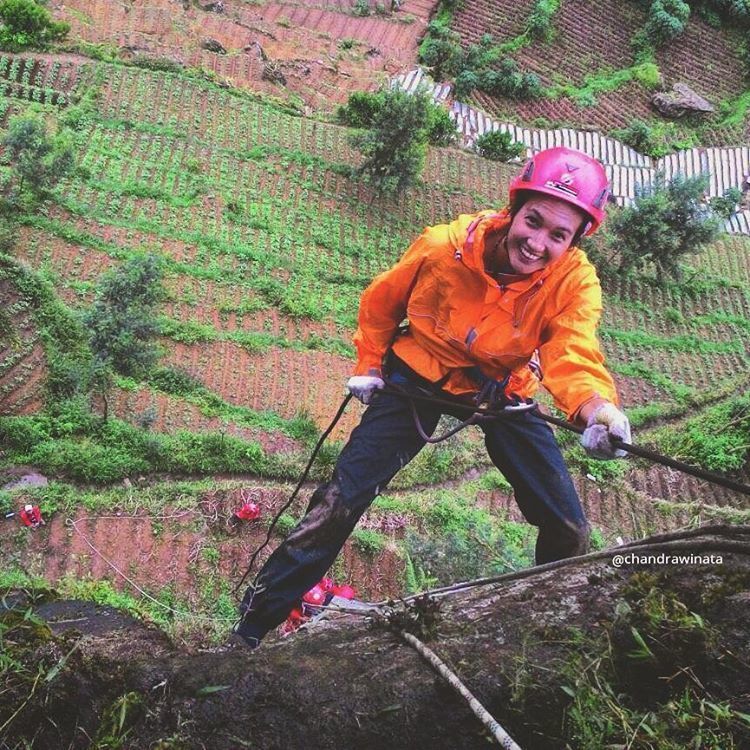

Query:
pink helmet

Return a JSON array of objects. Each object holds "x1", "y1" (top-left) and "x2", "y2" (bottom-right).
[{"x1": 508, "y1": 146, "x2": 609, "y2": 235}]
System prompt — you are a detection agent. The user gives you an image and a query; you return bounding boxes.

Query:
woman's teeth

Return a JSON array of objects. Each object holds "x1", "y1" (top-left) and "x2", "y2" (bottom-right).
[{"x1": 520, "y1": 246, "x2": 542, "y2": 262}]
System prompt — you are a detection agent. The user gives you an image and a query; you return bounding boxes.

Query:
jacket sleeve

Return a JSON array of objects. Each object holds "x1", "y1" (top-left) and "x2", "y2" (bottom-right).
[
  {"x1": 352, "y1": 227, "x2": 438, "y2": 375},
  {"x1": 537, "y1": 266, "x2": 619, "y2": 420}
]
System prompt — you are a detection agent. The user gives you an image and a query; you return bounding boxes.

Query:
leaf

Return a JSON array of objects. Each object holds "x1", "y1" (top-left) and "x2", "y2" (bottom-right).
[
  {"x1": 45, "y1": 642, "x2": 80, "y2": 683},
  {"x1": 196, "y1": 685, "x2": 231, "y2": 696},
  {"x1": 560, "y1": 685, "x2": 576, "y2": 698}
]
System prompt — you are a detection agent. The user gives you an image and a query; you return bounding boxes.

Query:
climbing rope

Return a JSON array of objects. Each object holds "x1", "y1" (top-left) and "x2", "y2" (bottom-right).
[
  {"x1": 399, "y1": 630, "x2": 522, "y2": 749},
  {"x1": 235, "y1": 383, "x2": 750, "y2": 605},
  {"x1": 379, "y1": 384, "x2": 750, "y2": 496},
  {"x1": 373, "y1": 523, "x2": 750, "y2": 608},
  {"x1": 232, "y1": 394, "x2": 353, "y2": 602}
]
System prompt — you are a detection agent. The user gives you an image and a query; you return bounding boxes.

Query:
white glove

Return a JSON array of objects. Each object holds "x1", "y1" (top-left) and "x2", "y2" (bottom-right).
[
  {"x1": 346, "y1": 375, "x2": 385, "y2": 405},
  {"x1": 581, "y1": 403, "x2": 631, "y2": 460}
]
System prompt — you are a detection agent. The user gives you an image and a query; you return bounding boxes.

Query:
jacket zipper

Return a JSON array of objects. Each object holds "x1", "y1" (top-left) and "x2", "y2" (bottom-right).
[{"x1": 513, "y1": 279, "x2": 544, "y2": 328}]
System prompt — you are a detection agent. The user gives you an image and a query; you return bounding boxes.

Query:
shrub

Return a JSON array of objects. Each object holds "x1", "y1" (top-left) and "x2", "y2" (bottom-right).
[
  {"x1": 336, "y1": 91, "x2": 382, "y2": 129},
  {"x1": 351, "y1": 0, "x2": 370, "y2": 16},
  {"x1": 351, "y1": 88, "x2": 433, "y2": 193},
  {"x1": 425, "y1": 103, "x2": 457, "y2": 146},
  {"x1": 148, "y1": 366, "x2": 205, "y2": 396},
  {"x1": 632, "y1": 61, "x2": 661, "y2": 89},
  {"x1": 84, "y1": 254, "x2": 166, "y2": 378},
  {"x1": 453, "y1": 69, "x2": 480, "y2": 98},
  {"x1": 418, "y1": 20, "x2": 463, "y2": 80},
  {"x1": 352, "y1": 528, "x2": 387, "y2": 556},
  {"x1": 709, "y1": 187, "x2": 742, "y2": 219},
  {"x1": 478, "y1": 59, "x2": 544, "y2": 100},
  {"x1": 609, "y1": 172, "x2": 722, "y2": 282},
  {"x1": 526, "y1": 0, "x2": 560, "y2": 41},
  {"x1": 474, "y1": 129, "x2": 526, "y2": 161},
  {"x1": 615, "y1": 119, "x2": 662, "y2": 156},
  {"x1": 1, "y1": 114, "x2": 75, "y2": 205},
  {"x1": 339, "y1": 89, "x2": 457, "y2": 147},
  {"x1": 644, "y1": 0, "x2": 690, "y2": 47},
  {"x1": 0, "y1": 0, "x2": 69, "y2": 51}
]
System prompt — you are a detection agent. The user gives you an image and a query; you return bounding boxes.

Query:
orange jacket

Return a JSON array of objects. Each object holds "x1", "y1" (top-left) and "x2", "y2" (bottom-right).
[{"x1": 353, "y1": 210, "x2": 618, "y2": 421}]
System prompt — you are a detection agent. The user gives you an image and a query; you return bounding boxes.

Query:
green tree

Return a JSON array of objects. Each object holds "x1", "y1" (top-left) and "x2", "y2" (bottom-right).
[
  {"x1": 337, "y1": 89, "x2": 457, "y2": 146},
  {"x1": 644, "y1": 0, "x2": 690, "y2": 46},
  {"x1": 0, "y1": 0, "x2": 69, "y2": 51},
  {"x1": 609, "y1": 172, "x2": 721, "y2": 282},
  {"x1": 1, "y1": 114, "x2": 75, "y2": 206},
  {"x1": 418, "y1": 20, "x2": 463, "y2": 81},
  {"x1": 474, "y1": 129, "x2": 526, "y2": 162},
  {"x1": 351, "y1": 88, "x2": 435, "y2": 193},
  {"x1": 84, "y1": 255, "x2": 166, "y2": 382}
]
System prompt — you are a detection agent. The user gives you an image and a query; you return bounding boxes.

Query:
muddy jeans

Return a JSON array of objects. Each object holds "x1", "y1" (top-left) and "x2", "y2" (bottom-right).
[{"x1": 236, "y1": 359, "x2": 589, "y2": 643}]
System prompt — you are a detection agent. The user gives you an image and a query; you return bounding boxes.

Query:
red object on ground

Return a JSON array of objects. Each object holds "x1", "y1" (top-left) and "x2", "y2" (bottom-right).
[
  {"x1": 332, "y1": 583, "x2": 356, "y2": 600},
  {"x1": 319, "y1": 577, "x2": 335, "y2": 593},
  {"x1": 302, "y1": 585, "x2": 326, "y2": 607},
  {"x1": 18, "y1": 504, "x2": 44, "y2": 528},
  {"x1": 280, "y1": 606, "x2": 308, "y2": 635},
  {"x1": 234, "y1": 501, "x2": 260, "y2": 522}
]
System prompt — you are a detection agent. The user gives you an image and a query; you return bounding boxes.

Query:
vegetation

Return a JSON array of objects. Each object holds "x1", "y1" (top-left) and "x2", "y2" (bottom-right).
[
  {"x1": 0, "y1": 0, "x2": 69, "y2": 52},
  {"x1": 350, "y1": 87, "x2": 434, "y2": 192},
  {"x1": 607, "y1": 172, "x2": 723, "y2": 282},
  {"x1": 337, "y1": 88, "x2": 457, "y2": 146},
  {"x1": 84, "y1": 254, "x2": 165, "y2": 379},
  {"x1": 474, "y1": 129, "x2": 525, "y2": 161},
  {"x1": 526, "y1": 0, "x2": 560, "y2": 42},
  {"x1": 557, "y1": 573, "x2": 750, "y2": 749},
  {"x1": 1, "y1": 113, "x2": 74, "y2": 207},
  {"x1": 652, "y1": 393, "x2": 750, "y2": 472}
]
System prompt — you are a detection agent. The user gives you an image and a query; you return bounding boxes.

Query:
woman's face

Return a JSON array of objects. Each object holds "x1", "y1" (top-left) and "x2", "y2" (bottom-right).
[{"x1": 504, "y1": 195, "x2": 588, "y2": 274}]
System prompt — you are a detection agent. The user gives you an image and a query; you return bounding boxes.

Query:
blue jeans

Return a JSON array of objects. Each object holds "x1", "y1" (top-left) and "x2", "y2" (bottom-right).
[{"x1": 236, "y1": 359, "x2": 589, "y2": 643}]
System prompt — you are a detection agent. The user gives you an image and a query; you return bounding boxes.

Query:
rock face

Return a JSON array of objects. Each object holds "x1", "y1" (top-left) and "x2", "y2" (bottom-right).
[
  {"x1": 651, "y1": 82, "x2": 714, "y2": 119},
  {"x1": 262, "y1": 61, "x2": 287, "y2": 85},
  {"x1": 201, "y1": 37, "x2": 227, "y2": 54},
  {"x1": 2, "y1": 525, "x2": 750, "y2": 749}
]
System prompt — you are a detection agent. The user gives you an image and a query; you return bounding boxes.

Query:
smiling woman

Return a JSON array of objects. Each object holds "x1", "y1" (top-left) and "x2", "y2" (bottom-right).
[
  {"x1": 233, "y1": 147, "x2": 632, "y2": 650},
  {"x1": 485, "y1": 196, "x2": 588, "y2": 276}
]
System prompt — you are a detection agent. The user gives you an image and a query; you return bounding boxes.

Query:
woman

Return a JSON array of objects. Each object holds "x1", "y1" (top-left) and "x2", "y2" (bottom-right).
[{"x1": 235, "y1": 146, "x2": 630, "y2": 648}]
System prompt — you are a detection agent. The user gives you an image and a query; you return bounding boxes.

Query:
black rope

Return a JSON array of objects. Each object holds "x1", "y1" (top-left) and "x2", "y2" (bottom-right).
[
  {"x1": 408, "y1": 395, "x2": 481, "y2": 443},
  {"x1": 234, "y1": 381, "x2": 750, "y2": 603},
  {"x1": 380, "y1": 384, "x2": 750, "y2": 497},
  {"x1": 232, "y1": 393, "x2": 353, "y2": 599}
]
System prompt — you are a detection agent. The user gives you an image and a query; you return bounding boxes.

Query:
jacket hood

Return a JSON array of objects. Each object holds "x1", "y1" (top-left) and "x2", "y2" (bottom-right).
[{"x1": 446, "y1": 210, "x2": 588, "y2": 284}]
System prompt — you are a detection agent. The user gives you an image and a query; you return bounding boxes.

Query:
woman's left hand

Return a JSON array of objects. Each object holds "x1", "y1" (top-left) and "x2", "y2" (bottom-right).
[{"x1": 581, "y1": 402, "x2": 631, "y2": 460}]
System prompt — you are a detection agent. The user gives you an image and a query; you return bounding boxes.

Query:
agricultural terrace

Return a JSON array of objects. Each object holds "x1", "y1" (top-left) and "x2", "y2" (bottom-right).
[
  {"x1": 51, "y1": 0, "x2": 436, "y2": 111},
  {"x1": 1, "y1": 56, "x2": 750, "y2": 617},
  {"x1": 448, "y1": 0, "x2": 750, "y2": 146}
]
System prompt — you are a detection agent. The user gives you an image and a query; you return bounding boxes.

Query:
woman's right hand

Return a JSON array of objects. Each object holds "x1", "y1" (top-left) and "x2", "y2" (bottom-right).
[{"x1": 346, "y1": 375, "x2": 385, "y2": 405}]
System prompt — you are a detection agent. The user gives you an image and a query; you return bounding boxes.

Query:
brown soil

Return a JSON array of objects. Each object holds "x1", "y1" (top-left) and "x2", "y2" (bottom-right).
[
  {"x1": 1, "y1": 483, "x2": 404, "y2": 607},
  {"x1": 50, "y1": 0, "x2": 437, "y2": 111},
  {"x1": 2, "y1": 526, "x2": 749, "y2": 749}
]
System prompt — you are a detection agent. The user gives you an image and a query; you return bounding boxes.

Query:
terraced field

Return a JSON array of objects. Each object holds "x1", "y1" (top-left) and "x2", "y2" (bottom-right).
[
  {"x1": 50, "y1": 0, "x2": 435, "y2": 110},
  {"x1": 1, "y1": 54, "x2": 749, "y2": 617},
  {"x1": 451, "y1": 0, "x2": 750, "y2": 143}
]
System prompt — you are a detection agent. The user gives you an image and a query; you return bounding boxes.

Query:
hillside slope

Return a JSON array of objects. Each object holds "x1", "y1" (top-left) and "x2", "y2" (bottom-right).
[{"x1": 0, "y1": 53, "x2": 749, "y2": 625}]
